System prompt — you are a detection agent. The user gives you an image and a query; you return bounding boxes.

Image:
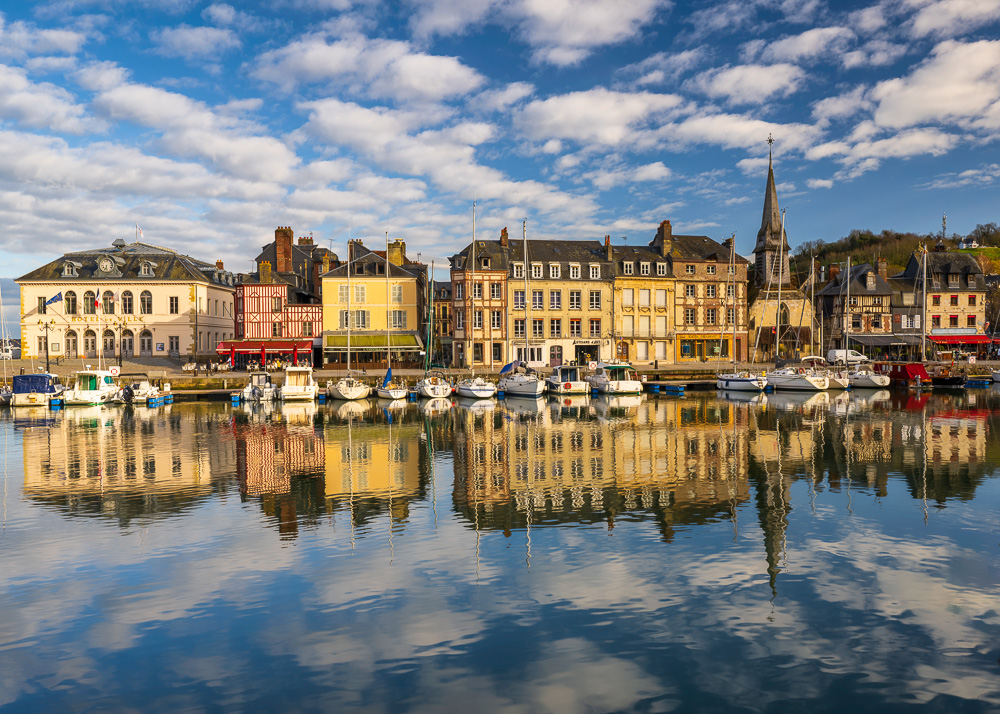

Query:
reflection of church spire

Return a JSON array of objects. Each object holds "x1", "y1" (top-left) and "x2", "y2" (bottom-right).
[
  {"x1": 751, "y1": 414, "x2": 790, "y2": 599},
  {"x1": 754, "y1": 135, "x2": 791, "y2": 287}
]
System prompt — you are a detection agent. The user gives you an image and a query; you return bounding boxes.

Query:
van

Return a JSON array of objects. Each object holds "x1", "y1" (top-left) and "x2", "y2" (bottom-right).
[{"x1": 827, "y1": 349, "x2": 868, "y2": 365}]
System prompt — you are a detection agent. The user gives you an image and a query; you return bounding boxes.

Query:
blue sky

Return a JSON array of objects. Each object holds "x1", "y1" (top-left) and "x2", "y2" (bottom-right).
[{"x1": 0, "y1": 0, "x2": 999, "y2": 289}]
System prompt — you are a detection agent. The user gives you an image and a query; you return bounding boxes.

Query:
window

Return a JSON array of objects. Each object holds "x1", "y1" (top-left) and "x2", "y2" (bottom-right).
[
  {"x1": 706, "y1": 308, "x2": 716, "y2": 325},
  {"x1": 474, "y1": 310, "x2": 483, "y2": 329},
  {"x1": 65, "y1": 291, "x2": 77, "y2": 314},
  {"x1": 727, "y1": 284, "x2": 735, "y2": 299},
  {"x1": 62, "y1": 262, "x2": 78, "y2": 278},
  {"x1": 513, "y1": 263, "x2": 524, "y2": 279},
  {"x1": 706, "y1": 285, "x2": 716, "y2": 298},
  {"x1": 656, "y1": 263, "x2": 666, "y2": 276},
  {"x1": 169, "y1": 336, "x2": 179, "y2": 353},
  {"x1": 531, "y1": 263, "x2": 542, "y2": 279},
  {"x1": 849, "y1": 296, "x2": 857, "y2": 306},
  {"x1": 385, "y1": 310, "x2": 404, "y2": 330},
  {"x1": 727, "y1": 307, "x2": 736, "y2": 325},
  {"x1": 623, "y1": 315, "x2": 634, "y2": 336},
  {"x1": 570, "y1": 291, "x2": 582, "y2": 310},
  {"x1": 84, "y1": 291, "x2": 96, "y2": 314},
  {"x1": 354, "y1": 285, "x2": 366, "y2": 304},
  {"x1": 655, "y1": 289, "x2": 666, "y2": 307},
  {"x1": 532, "y1": 319, "x2": 543, "y2": 338},
  {"x1": 549, "y1": 263, "x2": 560, "y2": 279},
  {"x1": 122, "y1": 291, "x2": 133, "y2": 314},
  {"x1": 392, "y1": 285, "x2": 403, "y2": 303},
  {"x1": 950, "y1": 295, "x2": 958, "y2": 306},
  {"x1": 569, "y1": 319, "x2": 582, "y2": 337},
  {"x1": 852, "y1": 315, "x2": 862, "y2": 330},
  {"x1": 532, "y1": 290, "x2": 543, "y2": 310},
  {"x1": 932, "y1": 295, "x2": 940, "y2": 306},
  {"x1": 589, "y1": 265, "x2": 601, "y2": 279},
  {"x1": 685, "y1": 265, "x2": 695, "y2": 274},
  {"x1": 140, "y1": 262, "x2": 153, "y2": 277},
  {"x1": 623, "y1": 289, "x2": 634, "y2": 306},
  {"x1": 914, "y1": 314, "x2": 921, "y2": 329},
  {"x1": 707, "y1": 265, "x2": 716, "y2": 275},
  {"x1": 950, "y1": 315, "x2": 958, "y2": 327},
  {"x1": 550, "y1": 319, "x2": 562, "y2": 337},
  {"x1": 164, "y1": 296, "x2": 177, "y2": 315},
  {"x1": 456, "y1": 311, "x2": 465, "y2": 330},
  {"x1": 473, "y1": 282, "x2": 482, "y2": 299},
  {"x1": 140, "y1": 291, "x2": 152, "y2": 314},
  {"x1": 589, "y1": 290, "x2": 601, "y2": 310},
  {"x1": 967, "y1": 315, "x2": 976, "y2": 327},
  {"x1": 339, "y1": 285, "x2": 349, "y2": 303},
  {"x1": 684, "y1": 308, "x2": 695, "y2": 325},
  {"x1": 102, "y1": 291, "x2": 114, "y2": 314},
  {"x1": 969, "y1": 295, "x2": 977, "y2": 306},
  {"x1": 455, "y1": 283, "x2": 464, "y2": 300},
  {"x1": 271, "y1": 296, "x2": 281, "y2": 312},
  {"x1": 491, "y1": 310, "x2": 502, "y2": 329},
  {"x1": 867, "y1": 274, "x2": 876, "y2": 290},
  {"x1": 303, "y1": 322, "x2": 313, "y2": 336},
  {"x1": 932, "y1": 315, "x2": 941, "y2": 328},
  {"x1": 639, "y1": 289, "x2": 650, "y2": 307},
  {"x1": 589, "y1": 319, "x2": 601, "y2": 337},
  {"x1": 37, "y1": 296, "x2": 46, "y2": 315},
  {"x1": 685, "y1": 284, "x2": 695, "y2": 298},
  {"x1": 514, "y1": 319, "x2": 525, "y2": 338},
  {"x1": 491, "y1": 282, "x2": 501, "y2": 299},
  {"x1": 514, "y1": 290, "x2": 525, "y2": 309},
  {"x1": 638, "y1": 317, "x2": 650, "y2": 339},
  {"x1": 272, "y1": 322, "x2": 282, "y2": 337},
  {"x1": 948, "y1": 274, "x2": 959, "y2": 288},
  {"x1": 37, "y1": 336, "x2": 47, "y2": 354},
  {"x1": 569, "y1": 264, "x2": 580, "y2": 279},
  {"x1": 640, "y1": 262, "x2": 650, "y2": 276},
  {"x1": 623, "y1": 262, "x2": 634, "y2": 275}
]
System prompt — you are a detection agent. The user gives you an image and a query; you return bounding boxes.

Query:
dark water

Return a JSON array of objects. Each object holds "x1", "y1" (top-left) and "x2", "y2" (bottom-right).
[{"x1": 1, "y1": 390, "x2": 998, "y2": 712}]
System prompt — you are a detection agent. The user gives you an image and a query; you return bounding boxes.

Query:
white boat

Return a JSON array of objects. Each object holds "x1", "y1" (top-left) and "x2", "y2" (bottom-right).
[
  {"x1": 328, "y1": 371, "x2": 371, "y2": 401},
  {"x1": 991, "y1": 369, "x2": 1000, "y2": 383},
  {"x1": 455, "y1": 375, "x2": 497, "y2": 399},
  {"x1": 376, "y1": 367, "x2": 408, "y2": 400},
  {"x1": 280, "y1": 365, "x2": 320, "y2": 401},
  {"x1": 11, "y1": 372, "x2": 64, "y2": 407},
  {"x1": 334, "y1": 398, "x2": 371, "y2": 420},
  {"x1": 545, "y1": 364, "x2": 588, "y2": 394},
  {"x1": 767, "y1": 367, "x2": 829, "y2": 391},
  {"x1": 498, "y1": 361, "x2": 545, "y2": 397},
  {"x1": 826, "y1": 369, "x2": 850, "y2": 390},
  {"x1": 240, "y1": 371, "x2": 278, "y2": 402},
  {"x1": 416, "y1": 371, "x2": 451, "y2": 398},
  {"x1": 716, "y1": 372, "x2": 768, "y2": 391},
  {"x1": 115, "y1": 374, "x2": 162, "y2": 405},
  {"x1": 63, "y1": 369, "x2": 119, "y2": 405},
  {"x1": 585, "y1": 361, "x2": 643, "y2": 394},
  {"x1": 421, "y1": 397, "x2": 452, "y2": 415},
  {"x1": 849, "y1": 365, "x2": 891, "y2": 389}
]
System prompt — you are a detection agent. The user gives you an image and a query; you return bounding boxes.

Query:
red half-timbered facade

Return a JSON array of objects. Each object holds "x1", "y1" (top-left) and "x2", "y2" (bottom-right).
[{"x1": 235, "y1": 283, "x2": 322, "y2": 340}]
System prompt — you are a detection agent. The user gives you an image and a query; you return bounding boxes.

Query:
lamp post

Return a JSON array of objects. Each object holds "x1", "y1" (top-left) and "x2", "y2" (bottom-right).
[{"x1": 37, "y1": 319, "x2": 56, "y2": 372}]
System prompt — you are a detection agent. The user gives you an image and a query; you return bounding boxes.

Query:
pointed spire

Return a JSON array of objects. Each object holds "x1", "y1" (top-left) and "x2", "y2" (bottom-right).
[{"x1": 756, "y1": 145, "x2": 785, "y2": 253}]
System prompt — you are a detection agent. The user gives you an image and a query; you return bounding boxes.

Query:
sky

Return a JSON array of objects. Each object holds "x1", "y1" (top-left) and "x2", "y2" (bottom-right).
[{"x1": 0, "y1": 0, "x2": 999, "y2": 291}]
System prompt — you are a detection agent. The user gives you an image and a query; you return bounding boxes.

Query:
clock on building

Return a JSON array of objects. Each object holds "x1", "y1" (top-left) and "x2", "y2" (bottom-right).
[{"x1": 99, "y1": 257, "x2": 113, "y2": 273}]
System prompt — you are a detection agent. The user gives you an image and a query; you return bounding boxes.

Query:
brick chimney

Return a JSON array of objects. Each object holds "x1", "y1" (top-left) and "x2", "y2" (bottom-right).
[
  {"x1": 298, "y1": 235, "x2": 313, "y2": 246},
  {"x1": 260, "y1": 260, "x2": 272, "y2": 284},
  {"x1": 275, "y1": 226, "x2": 293, "y2": 273},
  {"x1": 876, "y1": 257, "x2": 887, "y2": 278},
  {"x1": 216, "y1": 259, "x2": 224, "y2": 271},
  {"x1": 605, "y1": 234, "x2": 612, "y2": 261},
  {"x1": 500, "y1": 227, "x2": 508, "y2": 247},
  {"x1": 388, "y1": 239, "x2": 406, "y2": 266},
  {"x1": 322, "y1": 253, "x2": 331, "y2": 275},
  {"x1": 652, "y1": 220, "x2": 672, "y2": 256},
  {"x1": 829, "y1": 264, "x2": 840, "y2": 281}
]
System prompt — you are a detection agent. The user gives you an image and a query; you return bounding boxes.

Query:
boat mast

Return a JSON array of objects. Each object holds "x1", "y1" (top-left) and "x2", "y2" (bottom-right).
[
  {"x1": 347, "y1": 235, "x2": 352, "y2": 374},
  {"x1": 425, "y1": 260, "x2": 434, "y2": 372},
  {"x1": 731, "y1": 235, "x2": 737, "y2": 366},
  {"x1": 468, "y1": 201, "x2": 475, "y2": 370},
  {"x1": 846, "y1": 255, "x2": 851, "y2": 352},
  {"x1": 775, "y1": 209, "x2": 785, "y2": 360},
  {"x1": 522, "y1": 219, "x2": 529, "y2": 364},
  {"x1": 385, "y1": 230, "x2": 391, "y2": 378},
  {"x1": 921, "y1": 246, "x2": 927, "y2": 361}
]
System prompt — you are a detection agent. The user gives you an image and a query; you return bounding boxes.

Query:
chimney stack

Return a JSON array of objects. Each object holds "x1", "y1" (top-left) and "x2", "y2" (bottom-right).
[
  {"x1": 322, "y1": 253, "x2": 331, "y2": 275},
  {"x1": 261, "y1": 260, "x2": 273, "y2": 284},
  {"x1": 829, "y1": 264, "x2": 839, "y2": 281},
  {"x1": 216, "y1": 259, "x2": 224, "y2": 271},
  {"x1": 298, "y1": 235, "x2": 313, "y2": 246},
  {"x1": 652, "y1": 220, "x2": 673, "y2": 256},
  {"x1": 876, "y1": 257, "x2": 887, "y2": 278},
  {"x1": 500, "y1": 227, "x2": 509, "y2": 247},
  {"x1": 388, "y1": 239, "x2": 406, "y2": 266},
  {"x1": 275, "y1": 226, "x2": 293, "y2": 273},
  {"x1": 605, "y1": 234, "x2": 612, "y2": 261}
]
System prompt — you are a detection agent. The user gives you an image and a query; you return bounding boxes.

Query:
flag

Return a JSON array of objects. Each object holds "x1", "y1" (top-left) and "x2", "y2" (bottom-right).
[
  {"x1": 382, "y1": 367, "x2": 392, "y2": 389},
  {"x1": 44, "y1": 292, "x2": 63, "y2": 306},
  {"x1": 499, "y1": 360, "x2": 516, "y2": 375},
  {"x1": 94, "y1": 294, "x2": 101, "y2": 310},
  {"x1": 136, "y1": 224, "x2": 143, "y2": 239}
]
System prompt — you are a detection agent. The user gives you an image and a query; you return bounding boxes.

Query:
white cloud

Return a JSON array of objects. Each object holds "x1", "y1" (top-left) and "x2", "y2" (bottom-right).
[
  {"x1": 408, "y1": 0, "x2": 497, "y2": 39},
  {"x1": 812, "y1": 86, "x2": 872, "y2": 125},
  {"x1": 909, "y1": 0, "x2": 1000, "y2": 38},
  {"x1": 807, "y1": 177, "x2": 834, "y2": 188},
  {"x1": 474, "y1": 82, "x2": 535, "y2": 113},
  {"x1": 666, "y1": 113, "x2": 823, "y2": 152},
  {"x1": 616, "y1": 48, "x2": 708, "y2": 86},
  {"x1": 756, "y1": 27, "x2": 856, "y2": 63},
  {"x1": 152, "y1": 25, "x2": 240, "y2": 59},
  {"x1": 584, "y1": 161, "x2": 670, "y2": 189},
  {"x1": 689, "y1": 63, "x2": 806, "y2": 105},
  {"x1": 687, "y1": 0, "x2": 757, "y2": 37},
  {"x1": 0, "y1": 14, "x2": 88, "y2": 59},
  {"x1": 254, "y1": 33, "x2": 484, "y2": 102},
  {"x1": 0, "y1": 64, "x2": 95, "y2": 134},
  {"x1": 736, "y1": 156, "x2": 769, "y2": 175},
  {"x1": 849, "y1": 5, "x2": 888, "y2": 32},
  {"x1": 841, "y1": 39, "x2": 907, "y2": 68},
  {"x1": 920, "y1": 163, "x2": 1000, "y2": 189}
]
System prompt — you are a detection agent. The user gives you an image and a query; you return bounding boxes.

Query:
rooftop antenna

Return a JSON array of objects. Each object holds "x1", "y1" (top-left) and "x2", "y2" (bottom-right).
[{"x1": 621, "y1": 235, "x2": 627, "y2": 245}]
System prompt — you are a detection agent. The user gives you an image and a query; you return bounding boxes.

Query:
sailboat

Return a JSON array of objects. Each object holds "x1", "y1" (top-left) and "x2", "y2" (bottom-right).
[
  {"x1": 455, "y1": 202, "x2": 497, "y2": 399},
  {"x1": 416, "y1": 259, "x2": 452, "y2": 398},
  {"x1": 716, "y1": 234, "x2": 767, "y2": 391},
  {"x1": 328, "y1": 239, "x2": 372, "y2": 401},
  {"x1": 377, "y1": 231, "x2": 408, "y2": 400},
  {"x1": 498, "y1": 220, "x2": 545, "y2": 397}
]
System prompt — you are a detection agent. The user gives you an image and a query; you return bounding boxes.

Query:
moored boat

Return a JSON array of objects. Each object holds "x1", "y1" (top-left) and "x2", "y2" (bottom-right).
[
  {"x1": 328, "y1": 371, "x2": 371, "y2": 401},
  {"x1": 848, "y1": 365, "x2": 891, "y2": 389},
  {"x1": 11, "y1": 372, "x2": 64, "y2": 407},
  {"x1": 716, "y1": 372, "x2": 767, "y2": 391},
  {"x1": 767, "y1": 366, "x2": 829, "y2": 391},
  {"x1": 416, "y1": 370, "x2": 452, "y2": 399},
  {"x1": 240, "y1": 371, "x2": 278, "y2": 402},
  {"x1": 498, "y1": 361, "x2": 545, "y2": 397},
  {"x1": 585, "y1": 361, "x2": 643, "y2": 394},
  {"x1": 280, "y1": 365, "x2": 320, "y2": 401},
  {"x1": 455, "y1": 375, "x2": 497, "y2": 399},
  {"x1": 62, "y1": 369, "x2": 118, "y2": 406},
  {"x1": 545, "y1": 364, "x2": 588, "y2": 394}
]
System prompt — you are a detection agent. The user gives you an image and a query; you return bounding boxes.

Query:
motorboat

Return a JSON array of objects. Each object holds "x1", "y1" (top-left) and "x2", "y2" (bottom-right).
[
  {"x1": 455, "y1": 375, "x2": 497, "y2": 399},
  {"x1": 376, "y1": 368, "x2": 408, "y2": 400},
  {"x1": 585, "y1": 361, "x2": 643, "y2": 395},
  {"x1": 826, "y1": 368, "x2": 850, "y2": 390},
  {"x1": 848, "y1": 365, "x2": 891, "y2": 389},
  {"x1": 716, "y1": 371, "x2": 767, "y2": 391},
  {"x1": 11, "y1": 372, "x2": 64, "y2": 407},
  {"x1": 767, "y1": 366, "x2": 829, "y2": 391},
  {"x1": 240, "y1": 371, "x2": 278, "y2": 402},
  {"x1": 114, "y1": 374, "x2": 168, "y2": 405},
  {"x1": 545, "y1": 364, "x2": 588, "y2": 394},
  {"x1": 62, "y1": 369, "x2": 119, "y2": 406},
  {"x1": 416, "y1": 370, "x2": 452, "y2": 399},
  {"x1": 929, "y1": 365, "x2": 966, "y2": 389},
  {"x1": 280, "y1": 365, "x2": 320, "y2": 401},
  {"x1": 498, "y1": 361, "x2": 545, "y2": 397},
  {"x1": 327, "y1": 371, "x2": 371, "y2": 401}
]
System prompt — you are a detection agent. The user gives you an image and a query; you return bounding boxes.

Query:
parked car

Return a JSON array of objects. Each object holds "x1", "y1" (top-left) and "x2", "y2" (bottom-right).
[{"x1": 827, "y1": 349, "x2": 868, "y2": 365}]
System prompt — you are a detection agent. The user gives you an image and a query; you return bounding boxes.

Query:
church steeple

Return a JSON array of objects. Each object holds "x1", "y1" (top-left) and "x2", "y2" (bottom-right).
[{"x1": 753, "y1": 135, "x2": 790, "y2": 287}]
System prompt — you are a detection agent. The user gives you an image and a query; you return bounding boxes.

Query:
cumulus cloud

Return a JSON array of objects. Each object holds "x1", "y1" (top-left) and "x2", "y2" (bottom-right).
[
  {"x1": 473, "y1": 82, "x2": 535, "y2": 113},
  {"x1": 753, "y1": 27, "x2": 856, "y2": 63},
  {"x1": 807, "y1": 177, "x2": 833, "y2": 188},
  {"x1": 408, "y1": 0, "x2": 496, "y2": 39},
  {"x1": 616, "y1": 48, "x2": 709, "y2": 86},
  {"x1": 688, "y1": 63, "x2": 806, "y2": 105},
  {"x1": 812, "y1": 86, "x2": 872, "y2": 125},
  {"x1": 583, "y1": 161, "x2": 671, "y2": 190},
  {"x1": 0, "y1": 14, "x2": 87, "y2": 59},
  {"x1": 909, "y1": 0, "x2": 1000, "y2": 38},
  {"x1": 152, "y1": 25, "x2": 240, "y2": 59},
  {"x1": 0, "y1": 64, "x2": 95, "y2": 134}
]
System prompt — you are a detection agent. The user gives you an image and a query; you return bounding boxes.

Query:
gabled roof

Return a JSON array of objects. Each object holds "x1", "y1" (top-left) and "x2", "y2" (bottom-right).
[
  {"x1": 817, "y1": 263, "x2": 893, "y2": 296},
  {"x1": 322, "y1": 242, "x2": 422, "y2": 279},
  {"x1": 893, "y1": 250, "x2": 984, "y2": 280}
]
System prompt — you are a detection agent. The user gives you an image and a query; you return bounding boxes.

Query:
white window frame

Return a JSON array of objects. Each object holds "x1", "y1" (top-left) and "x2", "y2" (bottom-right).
[
  {"x1": 569, "y1": 264, "x2": 580, "y2": 280},
  {"x1": 656, "y1": 263, "x2": 666, "y2": 276},
  {"x1": 550, "y1": 291, "x2": 562, "y2": 310},
  {"x1": 512, "y1": 263, "x2": 524, "y2": 279},
  {"x1": 623, "y1": 262, "x2": 634, "y2": 276},
  {"x1": 589, "y1": 264, "x2": 600, "y2": 279},
  {"x1": 549, "y1": 263, "x2": 560, "y2": 278}
]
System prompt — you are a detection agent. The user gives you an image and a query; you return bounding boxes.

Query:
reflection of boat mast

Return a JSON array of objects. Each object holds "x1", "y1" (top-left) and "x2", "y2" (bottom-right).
[
  {"x1": 525, "y1": 414, "x2": 532, "y2": 569},
  {"x1": 348, "y1": 412, "x2": 355, "y2": 552},
  {"x1": 921, "y1": 402, "x2": 929, "y2": 524},
  {"x1": 387, "y1": 411, "x2": 394, "y2": 565}
]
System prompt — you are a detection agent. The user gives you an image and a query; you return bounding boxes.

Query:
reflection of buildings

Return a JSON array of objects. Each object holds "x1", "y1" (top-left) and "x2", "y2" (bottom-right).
[
  {"x1": 452, "y1": 397, "x2": 751, "y2": 540},
  {"x1": 20, "y1": 405, "x2": 236, "y2": 525},
  {"x1": 232, "y1": 407, "x2": 324, "y2": 497}
]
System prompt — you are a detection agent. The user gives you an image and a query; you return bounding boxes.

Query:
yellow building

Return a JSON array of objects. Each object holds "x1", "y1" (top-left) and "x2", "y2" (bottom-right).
[{"x1": 320, "y1": 239, "x2": 426, "y2": 367}]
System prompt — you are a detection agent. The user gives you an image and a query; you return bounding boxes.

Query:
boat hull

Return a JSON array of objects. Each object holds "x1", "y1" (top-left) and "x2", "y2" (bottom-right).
[
  {"x1": 328, "y1": 381, "x2": 371, "y2": 400},
  {"x1": 377, "y1": 387, "x2": 409, "y2": 400},
  {"x1": 769, "y1": 374, "x2": 829, "y2": 391},
  {"x1": 716, "y1": 375, "x2": 767, "y2": 391},
  {"x1": 849, "y1": 374, "x2": 891, "y2": 389},
  {"x1": 588, "y1": 379, "x2": 643, "y2": 394},
  {"x1": 499, "y1": 376, "x2": 545, "y2": 397},
  {"x1": 456, "y1": 384, "x2": 496, "y2": 399},
  {"x1": 544, "y1": 379, "x2": 588, "y2": 394}
]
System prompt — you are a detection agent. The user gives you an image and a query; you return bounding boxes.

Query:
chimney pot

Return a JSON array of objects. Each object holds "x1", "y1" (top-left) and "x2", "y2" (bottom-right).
[
  {"x1": 500, "y1": 227, "x2": 509, "y2": 247},
  {"x1": 216, "y1": 259, "x2": 224, "y2": 271}
]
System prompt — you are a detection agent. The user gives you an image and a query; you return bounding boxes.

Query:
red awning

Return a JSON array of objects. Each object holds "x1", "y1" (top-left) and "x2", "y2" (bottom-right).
[
  {"x1": 216, "y1": 340, "x2": 313, "y2": 354},
  {"x1": 928, "y1": 335, "x2": 990, "y2": 344}
]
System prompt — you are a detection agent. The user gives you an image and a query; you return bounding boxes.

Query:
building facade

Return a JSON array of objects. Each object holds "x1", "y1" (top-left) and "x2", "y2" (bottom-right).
[
  {"x1": 816, "y1": 262, "x2": 894, "y2": 353},
  {"x1": 19, "y1": 239, "x2": 235, "y2": 363},
  {"x1": 450, "y1": 230, "x2": 510, "y2": 369}
]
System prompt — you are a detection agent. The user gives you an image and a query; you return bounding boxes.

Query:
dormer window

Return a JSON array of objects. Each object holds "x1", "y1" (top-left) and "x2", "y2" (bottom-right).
[
  {"x1": 590, "y1": 264, "x2": 600, "y2": 279},
  {"x1": 139, "y1": 260, "x2": 156, "y2": 277},
  {"x1": 480, "y1": 257, "x2": 491, "y2": 269},
  {"x1": 656, "y1": 263, "x2": 667, "y2": 276},
  {"x1": 549, "y1": 263, "x2": 560, "y2": 279},
  {"x1": 948, "y1": 273, "x2": 959, "y2": 288},
  {"x1": 640, "y1": 262, "x2": 650, "y2": 276},
  {"x1": 512, "y1": 263, "x2": 524, "y2": 279},
  {"x1": 866, "y1": 273, "x2": 876, "y2": 291},
  {"x1": 531, "y1": 263, "x2": 542, "y2": 279},
  {"x1": 623, "y1": 262, "x2": 634, "y2": 275},
  {"x1": 62, "y1": 261, "x2": 80, "y2": 278}
]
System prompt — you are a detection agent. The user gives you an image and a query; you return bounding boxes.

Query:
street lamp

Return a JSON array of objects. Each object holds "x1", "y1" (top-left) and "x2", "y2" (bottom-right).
[{"x1": 37, "y1": 319, "x2": 56, "y2": 373}]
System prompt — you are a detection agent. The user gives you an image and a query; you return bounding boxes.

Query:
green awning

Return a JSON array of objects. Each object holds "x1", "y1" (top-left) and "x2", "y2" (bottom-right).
[{"x1": 323, "y1": 333, "x2": 423, "y2": 351}]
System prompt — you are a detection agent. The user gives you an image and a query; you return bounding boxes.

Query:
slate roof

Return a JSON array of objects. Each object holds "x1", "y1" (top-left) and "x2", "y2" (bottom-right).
[
  {"x1": 16, "y1": 242, "x2": 234, "y2": 286},
  {"x1": 323, "y1": 242, "x2": 423, "y2": 279},
  {"x1": 893, "y1": 250, "x2": 984, "y2": 286},
  {"x1": 816, "y1": 263, "x2": 894, "y2": 296}
]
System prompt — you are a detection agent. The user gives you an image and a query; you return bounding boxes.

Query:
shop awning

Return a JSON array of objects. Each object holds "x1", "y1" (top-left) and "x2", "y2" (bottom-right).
[
  {"x1": 323, "y1": 333, "x2": 423, "y2": 351},
  {"x1": 929, "y1": 335, "x2": 991, "y2": 344},
  {"x1": 847, "y1": 334, "x2": 897, "y2": 347},
  {"x1": 216, "y1": 340, "x2": 314, "y2": 355}
]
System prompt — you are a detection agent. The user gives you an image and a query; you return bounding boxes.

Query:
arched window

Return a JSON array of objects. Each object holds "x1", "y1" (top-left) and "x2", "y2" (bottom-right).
[
  {"x1": 139, "y1": 290, "x2": 152, "y2": 315},
  {"x1": 779, "y1": 304, "x2": 790, "y2": 327},
  {"x1": 121, "y1": 291, "x2": 133, "y2": 314},
  {"x1": 103, "y1": 290, "x2": 115, "y2": 315},
  {"x1": 83, "y1": 291, "x2": 96, "y2": 314},
  {"x1": 65, "y1": 291, "x2": 77, "y2": 315},
  {"x1": 83, "y1": 329, "x2": 97, "y2": 355}
]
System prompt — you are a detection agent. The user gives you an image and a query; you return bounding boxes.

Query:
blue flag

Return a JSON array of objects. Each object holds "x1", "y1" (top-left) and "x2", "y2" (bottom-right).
[
  {"x1": 382, "y1": 368, "x2": 392, "y2": 388},
  {"x1": 44, "y1": 292, "x2": 63, "y2": 306}
]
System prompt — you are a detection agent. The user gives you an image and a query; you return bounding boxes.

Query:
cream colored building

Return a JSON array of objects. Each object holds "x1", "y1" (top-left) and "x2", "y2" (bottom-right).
[{"x1": 18, "y1": 239, "x2": 236, "y2": 363}]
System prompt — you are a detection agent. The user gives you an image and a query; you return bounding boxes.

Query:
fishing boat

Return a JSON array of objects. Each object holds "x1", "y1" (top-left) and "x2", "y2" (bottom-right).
[
  {"x1": 280, "y1": 365, "x2": 320, "y2": 401},
  {"x1": 63, "y1": 368, "x2": 119, "y2": 405},
  {"x1": 328, "y1": 240, "x2": 372, "y2": 401},
  {"x1": 585, "y1": 361, "x2": 644, "y2": 394},
  {"x1": 848, "y1": 365, "x2": 891, "y2": 389},
  {"x1": 416, "y1": 370, "x2": 452, "y2": 398},
  {"x1": 239, "y1": 371, "x2": 278, "y2": 402},
  {"x1": 455, "y1": 375, "x2": 497, "y2": 399},
  {"x1": 11, "y1": 372, "x2": 64, "y2": 407},
  {"x1": 545, "y1": 364, "x2": 588, "y2": 394}
]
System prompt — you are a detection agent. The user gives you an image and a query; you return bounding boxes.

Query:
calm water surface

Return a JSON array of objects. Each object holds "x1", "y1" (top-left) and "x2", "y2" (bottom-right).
[{"x1": 1, "y1": 390, "x2": 999, "y2": 712}]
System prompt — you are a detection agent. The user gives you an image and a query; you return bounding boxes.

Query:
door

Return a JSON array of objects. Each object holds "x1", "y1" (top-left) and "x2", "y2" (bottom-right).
[
  {"x1": 65, "y1": 332, "x2": 77, "y2": 358},
  {"x1": 103, "y1": 330, "x2": 115, "y2": 357},
  {"x1": 139, "y1": 330, "x2": 153, "y2": 357},
  {"x1": 84, "y1": 330, "x2": 97, "y2": 358},
  {"x1": 121, "y1": 331, "x2": 134, "y2": 358},
  {"x1": 549, "y1": 345, "x2": 562, "y2": 367}
]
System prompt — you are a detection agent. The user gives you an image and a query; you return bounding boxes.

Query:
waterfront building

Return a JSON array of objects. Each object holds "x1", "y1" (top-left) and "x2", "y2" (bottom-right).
[
  {"x1": 433, "y1": 281, "x2": 453, "y2": 366},
  {"x1": 449, "y1": 229, "x2": 510, "y2": 369},
  {"x1": 612, "y1": 236, "x2": 673, "y2": 366},
  {"x1": 320, "y1": 239, "x2": 426, "y2": 368},
  {"x1": 18, "y1": 238, "x2": 236, "y2": 363},
  {"x1": 220, "y1": 226, "x2": 335, "y2": 367},
  {"x1": 816, "y1": 262, "x2": 894, "y2": 355}
]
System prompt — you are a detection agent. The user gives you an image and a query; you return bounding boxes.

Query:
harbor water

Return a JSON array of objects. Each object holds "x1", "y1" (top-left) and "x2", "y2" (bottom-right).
[{"x1": 1, "y1": 390, "x2": 998, "y2": 711}]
